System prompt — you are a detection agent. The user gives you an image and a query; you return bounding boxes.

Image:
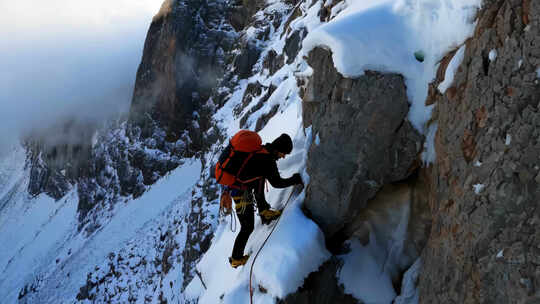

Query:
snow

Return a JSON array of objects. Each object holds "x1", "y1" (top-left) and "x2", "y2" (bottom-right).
[
  {"x1": 186, "y1": 188, "x2": 329, "y2": 303},
  {"x1": 191, "y1": 0, "x2": 483, "y2": 302},
  {"x1": 0, "y1": 157, "x2": 201, "y2": 303},
  {"x1": 302, "y1": 0, "x2": 481, "y2": 133},
  {"x1": 488, "y1": 49, "x2": 498, "y2": 61},
  {"x1": 186, "y1": 95, "x2": 330, "y2": 303},
  {"x1": 473, "y1": 183, "x2": 485, "y2": 194},
  {"x1": 438, "y1": 45, "x2": 466, "y2": 93},
  {"x1": 338, "y1": 183, "x2": 414, "y2": 304},
  {"x1": 421, "y1": 123, "x2": 438, "y2": 164},
  {"x1": 394, "y1": 258, "x2": 421, "y2": 304},
  {"x1": 505, "y1": 134, "x2": 512, "y2": 145},
  {"x1": 339, "y1": 238, "x2": 397, "y2": 303},
  {"x1": 1, "y1": 0, "x2": 487, "y2": 302}
]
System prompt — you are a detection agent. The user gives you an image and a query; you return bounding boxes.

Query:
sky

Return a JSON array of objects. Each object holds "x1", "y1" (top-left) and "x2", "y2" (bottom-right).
[{"x1": 0, "y1": 0, "x2": 164, "y2": 154}]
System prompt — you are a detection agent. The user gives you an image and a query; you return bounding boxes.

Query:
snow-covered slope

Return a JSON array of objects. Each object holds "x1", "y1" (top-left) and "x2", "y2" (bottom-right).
[
  {"x1": 185, "y1": 0, "x2": 480, "y2": 303},
  {"x1": 0, "y1": 146, "x2": 200, "y2": 303},
  {"x1": 0, "y1": 0, "x2": 485, "y2": 303}
]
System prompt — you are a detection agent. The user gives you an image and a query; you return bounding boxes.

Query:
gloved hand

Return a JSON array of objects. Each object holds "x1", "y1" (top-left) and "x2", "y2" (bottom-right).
[{"x1": 292, "y1": 173, "x2": 303, "y2": 185}]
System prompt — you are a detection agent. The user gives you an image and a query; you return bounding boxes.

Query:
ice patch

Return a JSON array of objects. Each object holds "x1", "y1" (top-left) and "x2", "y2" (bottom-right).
[
  {"x1": 505, "y1": 134, "x2": 512, "y2": 145},
  {"x1": 473, "y1": 183, "x2": 485, "y2": 194},
  {"x1": 438, "y1": 45, "x2": 466, "y2": 93},
  {"x1": 394, "y1": 258, "x2": 421, "y2": 304},
  {"x1": 488, "y1": 49, "x2": 497, "y2": 61},
  {"x1": 421, "y1": 123, "x2": 438, "y2": 164},
  {"x1": 339, "y1": 238, "x2": 396, "y2": 303}
]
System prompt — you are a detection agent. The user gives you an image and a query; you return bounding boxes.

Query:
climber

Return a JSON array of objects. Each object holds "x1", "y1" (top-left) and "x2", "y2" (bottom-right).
[{"x1": 216, "y1": 132, "x2": 303, "y2": 268}]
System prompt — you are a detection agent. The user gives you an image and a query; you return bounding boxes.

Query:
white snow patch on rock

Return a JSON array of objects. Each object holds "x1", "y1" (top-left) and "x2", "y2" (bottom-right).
[
  {"x1": 339, "y1": 238, "x2": 397, "y2": 303},
  {"x1": 438, "y1": 45, "x2": 466, "y2": 93},
  {"x1": 473, "y1": 183, "x2": 485, "y2": 194},
  {"x1": 505, "y1": 134, "x2": 512, "y2": 145},
  {"x1": 302, "y1": 0, "x2": 481, "y2": 133},
  {"x1": 394, "y1": 258, "x2": 421, "y2": 304},
  {"x1": 421, "y1": 123, "x2": 438, "y2": 164},
  {"x1": 488, "y1": 49, "x2": 498, "y2": 61}
]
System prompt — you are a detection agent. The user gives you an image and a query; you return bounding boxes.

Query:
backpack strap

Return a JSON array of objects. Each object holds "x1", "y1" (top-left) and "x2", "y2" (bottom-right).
[
  {"x1": 234, "y1": 147, "x2": 269, "y2": 185},
  {"x1": 216, "y1": 141, "x2": 235, "y2": 184}
]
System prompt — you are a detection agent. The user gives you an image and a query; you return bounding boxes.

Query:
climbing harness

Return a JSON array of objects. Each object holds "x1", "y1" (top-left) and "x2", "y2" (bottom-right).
[
  {"x1": 223, "y1": 190, "x2": 255, "y2": 233},
  {"x1": 249, "y1": 184, "x2": 303, "y2": 304}
]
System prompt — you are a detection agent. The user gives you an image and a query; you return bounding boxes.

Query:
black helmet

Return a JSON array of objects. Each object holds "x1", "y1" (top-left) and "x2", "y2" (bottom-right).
[{"x1": 270, "y1": 133, "x2": 293, "y2": 154}]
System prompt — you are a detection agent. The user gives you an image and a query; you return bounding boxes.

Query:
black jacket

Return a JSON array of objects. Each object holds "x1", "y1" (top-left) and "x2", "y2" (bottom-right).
[{"x1": 237, "y1": 144, "x2": 299, "y2": 210}]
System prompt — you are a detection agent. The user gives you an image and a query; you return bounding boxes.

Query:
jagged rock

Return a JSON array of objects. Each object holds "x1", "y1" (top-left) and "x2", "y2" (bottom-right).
[
  {"x1": 419, "y1": 1, "x2": 540, "y2": 303},
  {"x1": 24, "y1": 119, "x2": 95, "y2": 200},
  {"x1": 233, "y1": 40, "x2": 261, "y2": 79},
  {"x1": 240, "y1": 84, "x2": 277, "y2": 128},
  {"x1": 302, "y1": 47, "x2": 423, "y2": 239},
  {"x1": 129, "y1": 0, "x2": 235, "y2": 150},
  {"x1": 279, "y1": 258, "x2": 358, "y2": 304},
  {"x1": 262, "y1": 50, "x2": 285, "y2": 75},
  {"x1": 229, "y1": 0, "x2": 266, "y2": 31},
  {"x1": 284, "y1": 29, "x2": 306, "y2": 64}
]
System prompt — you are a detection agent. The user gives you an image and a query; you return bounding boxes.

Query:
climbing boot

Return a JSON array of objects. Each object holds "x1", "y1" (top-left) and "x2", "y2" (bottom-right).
[
  {"x1": 260, "y1": 209, "x2": 282, "y2": 225},
  {"x1": 229, "y1": 255, "x2": 250, "y2": 268}
]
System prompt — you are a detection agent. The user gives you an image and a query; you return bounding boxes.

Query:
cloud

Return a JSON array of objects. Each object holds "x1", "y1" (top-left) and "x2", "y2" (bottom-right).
[{"x1": 0, "y1": 0, "x2": 163, "y2": 155}]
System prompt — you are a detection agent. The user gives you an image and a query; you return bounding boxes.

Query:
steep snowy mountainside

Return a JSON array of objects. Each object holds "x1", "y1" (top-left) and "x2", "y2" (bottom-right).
[
  {"x1": 0, "y1": 145, "x2": 201, "y2": 303},
  {"x1": 3, "y1": 0, "x2": 539, "y2": 303},
  {"x1": 184, "y1": 0, "x2": 478, "y2": 303}
]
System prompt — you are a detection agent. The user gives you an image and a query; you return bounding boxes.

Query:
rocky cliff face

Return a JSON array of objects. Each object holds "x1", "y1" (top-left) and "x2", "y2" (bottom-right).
[
  {"x1": 419, "y1": 0, "x2": 540, "y2": 302},
  {"x1": 129, "y1": 0, "x2": 235, "y2": 153},
  {"x1": 302, "y1": 47, "x2": 423, "y2": 240},
  {"x1": 23, "y1": 0, "x2": 237, "y2": 233},
  {"x1": 279, "y1": 46, "x2": 428, "y2": 303},
  {"x1": 15, "y1": 0, "x2": 540, "y2": 302}
]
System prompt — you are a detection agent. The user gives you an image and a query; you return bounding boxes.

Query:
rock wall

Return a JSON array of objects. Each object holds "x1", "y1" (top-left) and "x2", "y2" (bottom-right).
[
  {"x1": 280, "y1": 45, "x2": 430, "y2": 301},
  {"x1": 129, "y1": 0, "x2": 235, "y2": 153},
  {"x1": 302, "y1": 47, "x2": 423, "y2": 241},
  {"x1": 419, "y1": 0, "x2": 540, "y2": 302}
]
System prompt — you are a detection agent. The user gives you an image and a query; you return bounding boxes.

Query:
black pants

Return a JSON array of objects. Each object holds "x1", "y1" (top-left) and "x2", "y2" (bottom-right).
[{"x1": 231, "y1": 195, "x2": 255, "y2": 259}]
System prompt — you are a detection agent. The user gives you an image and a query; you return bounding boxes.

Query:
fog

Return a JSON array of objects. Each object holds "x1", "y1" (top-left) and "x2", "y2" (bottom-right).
[{"x1": 0, "y1": 0, "x2": 163, "y2": 155}]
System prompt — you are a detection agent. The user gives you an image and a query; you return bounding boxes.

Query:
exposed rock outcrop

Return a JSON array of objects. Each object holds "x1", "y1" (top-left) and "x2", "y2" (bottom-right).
[
  {"x1": 302, "y1": 47, "x2": 423, "y2": 241},
  {"x1": 279, "y1": 258, "x2": 358, "y2": 304},
  {"x1": 419, "y1": 0, "x2": 540, "y2": 303},
  {"x1": 24, "y1": 119, "x2": 95, "y2": 200},
  {"x1": 129, "y1": 0, "x2": 235, "y2": 153},
  {"x1": 280, "y1": 45, "x2": 429, "y2": 302}
]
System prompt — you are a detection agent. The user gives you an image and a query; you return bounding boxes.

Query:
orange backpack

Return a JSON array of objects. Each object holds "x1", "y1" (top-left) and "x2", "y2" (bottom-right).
[{"x1": 215, "y1": 130, "x2": 269, "y2": 190}]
